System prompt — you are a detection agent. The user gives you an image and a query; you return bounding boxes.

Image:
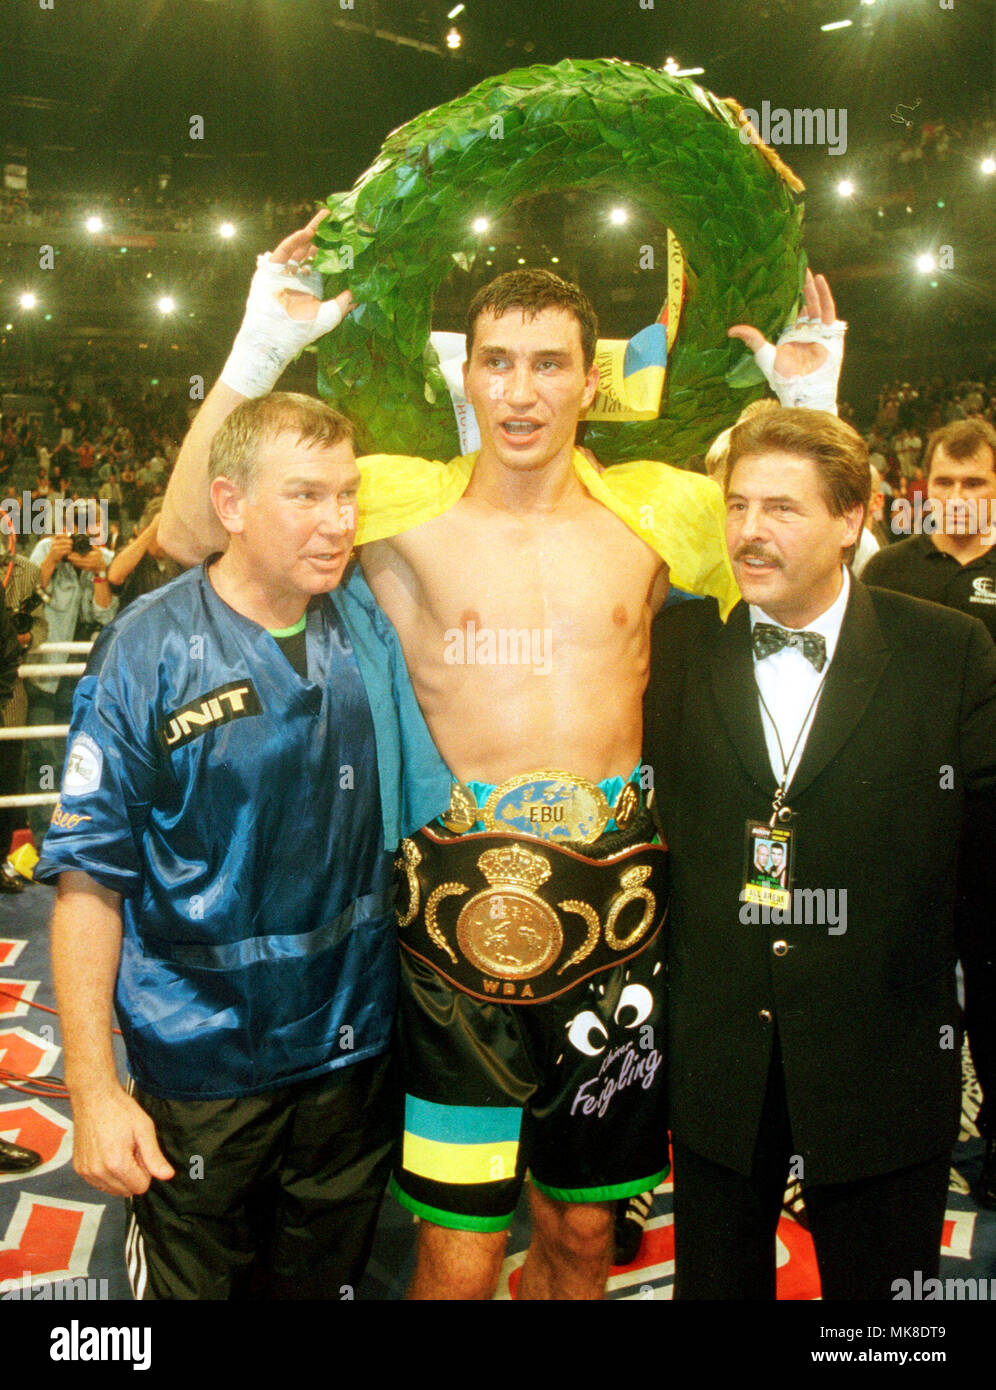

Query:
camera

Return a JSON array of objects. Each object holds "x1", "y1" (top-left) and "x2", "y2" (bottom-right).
[
  {"x1": 12, "y1": 587, "x2": 45, "y2": 636},
  {"x1": 71, "y1": 533, "x2": 92, "y2": 556}
]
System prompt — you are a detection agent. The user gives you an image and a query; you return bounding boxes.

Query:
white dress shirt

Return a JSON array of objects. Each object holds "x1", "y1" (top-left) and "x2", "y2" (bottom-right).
[
  {"x1": 749, "y1": 567, "x2": 851, "y2": 790},
  {"x1": 851, "y1": 527, "x2": 880, "y2": 578}
]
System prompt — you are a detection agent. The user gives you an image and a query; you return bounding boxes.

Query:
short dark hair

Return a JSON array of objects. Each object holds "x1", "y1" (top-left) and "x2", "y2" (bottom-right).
[
  {"x1": 726, "y1": 407, "x2": 870, "y2": 563},
  {"x1": 923, "y1": 419, "x2": 996, "y2": 479},
  {"x1": 208, "y1": 392, "x2": 354, "y2": 496},
  {"x1": 465, "y1": 269, "x2": 599, "y2": 370}
]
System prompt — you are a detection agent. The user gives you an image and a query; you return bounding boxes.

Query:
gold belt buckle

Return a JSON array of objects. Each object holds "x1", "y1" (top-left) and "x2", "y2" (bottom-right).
[
  {"x1": 441, "y1": 781, "x2": 478, "y2": 834},
  {"x1": 481, "y1": 769, "x2": 611, "y2": 845},
  {"x1": 614, "y1": 781, "x2": 639, "y2": 829}
]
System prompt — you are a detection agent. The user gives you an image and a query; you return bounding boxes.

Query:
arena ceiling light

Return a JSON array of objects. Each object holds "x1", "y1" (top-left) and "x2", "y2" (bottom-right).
[
  {"x1": 609, "y1": 207, "x2": 629, "y2": 226},
  {"x1": 981, "y1": 157, "x2": 996, "y2": 176},
  {"x1": 18, "y1": 292, "x2": 37, "y2": 310},
  {"x1": 218, "y1": 221, "x2": 236, "y2": 238},
  {"x1": 446, "y1": 27, "x2": 462, "y2": 49},
  {"x1": 85, "y1": 215, "x2": 104, "y2": 233},
  {"x1": 157, "y1": 296, "x2": 176, "y2": 314},
  {"x1": 472, "y1": 217, "x2": 489, "y2": 233},
  {"x1": 837, "y1": 179, "x2": 856, "y2": 197},
  {"x1": 447, "y1": 3, "x2": 466, "y2": 16},
  {"x1": 821, "y1": 19, "x2": 853, "y2": 31},
  {"x1": 915, "y1": 253, "x2": 936, "y2": 274},
  {"x1": 663, "y1": 55, "x2": 704, "y2": 78}
]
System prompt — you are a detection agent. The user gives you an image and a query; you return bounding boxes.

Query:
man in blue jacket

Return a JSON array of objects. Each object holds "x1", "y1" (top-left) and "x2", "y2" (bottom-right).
[{"x1": 38, "y1": 391, "x2": 449, "y2": 1300}]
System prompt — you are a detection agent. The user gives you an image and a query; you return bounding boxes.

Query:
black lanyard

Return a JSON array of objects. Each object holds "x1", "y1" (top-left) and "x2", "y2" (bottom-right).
[{"x1": 754, "y1": 667, "x2": 830, "y2": 828}]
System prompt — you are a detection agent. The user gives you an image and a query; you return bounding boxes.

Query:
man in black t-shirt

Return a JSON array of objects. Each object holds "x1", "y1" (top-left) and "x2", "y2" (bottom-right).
[
  {"x1": 864, "y1": 417, "x2": 996, "y2": 1211},
  {"x1": 864, "y1": 419, "x2": 996, "y2": 641}
]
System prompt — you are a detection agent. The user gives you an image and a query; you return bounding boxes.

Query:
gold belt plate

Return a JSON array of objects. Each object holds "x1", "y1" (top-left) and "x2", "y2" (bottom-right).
[
  {"x1": 455, "y1": 843, "x2": 561, "y2": 979},
  {"x1": 481, "y1": 769, "x2": 611, "y2": 845}
]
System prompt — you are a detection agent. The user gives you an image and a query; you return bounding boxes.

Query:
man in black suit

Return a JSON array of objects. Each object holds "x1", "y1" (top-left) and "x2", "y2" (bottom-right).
[{"x1": 644, "y1": 407, "x2": 996, "y2": 1300}]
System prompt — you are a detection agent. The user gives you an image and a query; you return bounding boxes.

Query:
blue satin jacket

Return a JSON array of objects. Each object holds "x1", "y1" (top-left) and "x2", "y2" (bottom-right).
[{"x1": 37, "y1": 562, "x2": 450, "y2": 1099}]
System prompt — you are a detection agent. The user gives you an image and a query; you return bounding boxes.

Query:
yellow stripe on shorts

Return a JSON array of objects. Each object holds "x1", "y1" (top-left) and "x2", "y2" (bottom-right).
[{"x1": 402, "y1": 1132, "x2": 519, "y2": 1186}]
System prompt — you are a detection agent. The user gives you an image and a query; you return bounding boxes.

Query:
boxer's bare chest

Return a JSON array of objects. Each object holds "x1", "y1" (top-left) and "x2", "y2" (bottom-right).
[{"x1": 362, "y1": 489, "x2": 665, "y2": 781}]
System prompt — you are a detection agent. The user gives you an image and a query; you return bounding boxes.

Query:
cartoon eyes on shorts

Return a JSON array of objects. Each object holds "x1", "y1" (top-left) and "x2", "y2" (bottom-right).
[
  {"x1": 614, "y1": 983, "x2": 653, "y2": 1029},
  {"x1": 565, "y1": 985, "x2": 655, "y2": 1056},
  {"x1": 566, "y1": 1011, "x2": 609, "y2": 1057}
]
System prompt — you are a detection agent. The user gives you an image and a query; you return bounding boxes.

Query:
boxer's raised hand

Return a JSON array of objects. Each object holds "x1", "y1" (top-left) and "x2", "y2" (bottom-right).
[
  {"x1": 220, "y1": 210, "x2": 355, "y2": 398},
  {"x1": 728, "y1": 269, "x2": 844, "y2": 415}
]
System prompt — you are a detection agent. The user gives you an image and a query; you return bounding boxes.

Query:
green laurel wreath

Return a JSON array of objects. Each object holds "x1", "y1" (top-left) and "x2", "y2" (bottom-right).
[{"x1": 313, "y1": 57, "x2": 805, "y2": 464}]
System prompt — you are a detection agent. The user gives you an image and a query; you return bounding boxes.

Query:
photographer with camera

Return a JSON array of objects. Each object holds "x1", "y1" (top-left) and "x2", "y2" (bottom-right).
[
  {"x1": 29, "y1": 522, "x2": 117, "y2": 689},
  {"x1": 25, "y1": 519, "x2": 116, "y2": 840}
]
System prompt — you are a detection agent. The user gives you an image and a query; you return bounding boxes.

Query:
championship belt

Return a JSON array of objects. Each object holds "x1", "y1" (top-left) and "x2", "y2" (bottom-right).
[
  {"x1": 396, "y1": 819, "x2": 668, "y2": 1005},
  {"x1": 439, "y1": 768, "x2": 645, "y2": 842}
]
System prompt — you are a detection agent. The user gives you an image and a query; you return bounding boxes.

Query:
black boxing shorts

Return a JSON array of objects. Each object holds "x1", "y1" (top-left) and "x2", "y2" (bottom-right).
[{"x1": 392, "y1": 803, "x2": 669, "y2": 1232}]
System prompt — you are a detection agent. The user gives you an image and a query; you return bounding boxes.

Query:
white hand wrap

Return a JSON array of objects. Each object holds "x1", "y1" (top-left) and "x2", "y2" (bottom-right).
[
  {"x1": 220, "y1": 253, "x2": 347, "y2": 398},
  {"x1": 753, "y1": 318, "x2": 846, "y2": 416}
]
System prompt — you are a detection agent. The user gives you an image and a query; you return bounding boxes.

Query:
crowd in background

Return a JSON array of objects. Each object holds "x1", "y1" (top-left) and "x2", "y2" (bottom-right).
[
  {"x1": 2, "y1": 110, "x2": 992, "y2": 235},
  {"x1": 3, "y1": 366, "x2": 995, "y2": 566},
  {"x1": 1, "y1": 374, "x2": 189, "y2": 859},
  {"x1": 1, "y1": 375, "x2": 190, "y2": 545},
  {"x1": 857, "y1": 374, "x2": 996, "y2": 535},
  {"x1": 888, "y1": 112, "x2": 996, "y2": 184}
]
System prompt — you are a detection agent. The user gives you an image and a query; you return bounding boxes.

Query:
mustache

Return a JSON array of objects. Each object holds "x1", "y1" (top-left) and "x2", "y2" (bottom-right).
[{"x1": 733, "y1": 545, "x2": 782, "y2": 567}]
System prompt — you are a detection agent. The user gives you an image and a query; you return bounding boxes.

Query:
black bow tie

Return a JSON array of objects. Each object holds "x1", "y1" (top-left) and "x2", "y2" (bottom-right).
[{"x1": 752, "y1": 622, "x2": 828, "y2": 672}]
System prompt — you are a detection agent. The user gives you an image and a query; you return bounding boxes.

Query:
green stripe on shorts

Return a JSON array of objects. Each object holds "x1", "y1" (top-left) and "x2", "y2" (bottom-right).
[
  {"x1": 529, "y1": 1166, "x2": 670, "y2": 1205},
  {"x1": 390, "y1": 1175, "x2": 514, "y2": 1233}
]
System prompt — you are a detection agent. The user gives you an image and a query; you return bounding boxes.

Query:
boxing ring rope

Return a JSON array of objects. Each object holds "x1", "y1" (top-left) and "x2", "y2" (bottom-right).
[{"x1": 0, "y1": 640, "x2": 93, "y2": 808}]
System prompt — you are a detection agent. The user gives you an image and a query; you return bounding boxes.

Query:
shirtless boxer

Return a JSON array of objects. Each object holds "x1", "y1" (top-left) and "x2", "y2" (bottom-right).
[{"x1": 162, "y1": 213, "x2": 841, "y2": 1299}]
